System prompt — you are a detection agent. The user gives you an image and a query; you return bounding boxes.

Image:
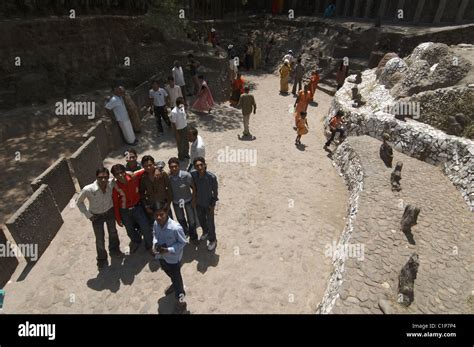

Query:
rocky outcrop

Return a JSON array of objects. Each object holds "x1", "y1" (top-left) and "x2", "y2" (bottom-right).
[
  {"x1": 378, "y1": 57, "x2": 407, "y2": 88},
  {"x1": 390, "y1": 43, "x2": 471, "y2": 98},
  {"x1": 330, "y1": 60, "x2": 474, "y2": 210}
]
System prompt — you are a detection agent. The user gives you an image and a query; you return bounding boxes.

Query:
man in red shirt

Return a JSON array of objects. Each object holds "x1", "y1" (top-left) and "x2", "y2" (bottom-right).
[{"x1": 111, "y1": 164, "x2": 152, "y2": 254}]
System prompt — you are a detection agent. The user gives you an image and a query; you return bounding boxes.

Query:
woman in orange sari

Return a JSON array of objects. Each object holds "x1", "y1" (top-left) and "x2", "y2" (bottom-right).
[
  {"x1": 309, "y1": 70, "x2": 320, "y2": 101},
  {"x1": 230, "y1": 72, "x2": 245, "y2": 107},
  {"x1": 294, "y1": 84, "x2": 312, "y2": 126}
]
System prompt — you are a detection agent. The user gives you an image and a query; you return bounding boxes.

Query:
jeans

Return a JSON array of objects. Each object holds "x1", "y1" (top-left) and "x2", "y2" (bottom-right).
[
  {"x1": 91, "y1": 208, "x2": 120, "y2": 262},
  {"x1": 173, "y1": 201, "x2": 197, "y2": 240},
  {"x1": 120, "y1": 204, "x2": 152, "y2": 249},
  {"x1": 325, "y1": 128, "x2": 345, "y2": 146},
  {"x1": 154, "y1": 106, "x2": 171, "y2": 132},
  {"x1": 159, "y1": 259, "x2": 185, "y2": 300},
  {"x1": 196, "y1": 205, "x2": 216, "y2": 242}
]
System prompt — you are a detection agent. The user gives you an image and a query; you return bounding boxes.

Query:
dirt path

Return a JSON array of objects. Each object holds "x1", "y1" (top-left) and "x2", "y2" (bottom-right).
[{"x1": 3, "y1": 72, "x2": 348, "y2": 314}]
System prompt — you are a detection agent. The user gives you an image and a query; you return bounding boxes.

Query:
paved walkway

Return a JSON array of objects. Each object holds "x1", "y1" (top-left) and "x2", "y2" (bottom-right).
[
  {"x1": 332, "y1": 136, "x2": 474, "y2": 314},
  {"x1": 3, "y1": 73, "x2": 348, "y2": 314}
]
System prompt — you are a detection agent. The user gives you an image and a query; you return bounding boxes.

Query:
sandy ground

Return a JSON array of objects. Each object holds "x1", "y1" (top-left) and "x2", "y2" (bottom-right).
[{"x1": 3, "y1": 72, "x2": 348, "y2": 314}]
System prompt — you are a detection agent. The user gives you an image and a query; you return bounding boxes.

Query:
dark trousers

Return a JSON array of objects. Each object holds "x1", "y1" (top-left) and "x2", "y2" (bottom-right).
[
  {"x1": 159, "y1": 259, "x2": 185, "y2": 300},
  {"x1": 179, "y1": 86, "x2": 187, "y2": 103},
  {"x1": 176, "y1": 126, "x2": 190, "y2": 160},
  {"x1": 173, "y1": 201, "x2": 197, "y2": 240},
  {"x1": 292, "y1": 78, "x2": 303, "y2": 94},
  {"x1": 325, "y1": 128, "x2": 345, "y2": 146},
  {"x1": 91, "y1": 208, "x2": 120, "y2": 262},
  {"x1": 196, "y1": 206, "x2": 216, "y2": 242},
  {"x1": 120, "y1": 205, "x2": 152, "y2": 249},
  {"x1": 154, "y1": 106, "x2": 171, "y2": 132}
]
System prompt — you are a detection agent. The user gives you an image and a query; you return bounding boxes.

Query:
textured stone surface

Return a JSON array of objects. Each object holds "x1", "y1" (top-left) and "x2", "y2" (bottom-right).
[
  {"x1": 392, "y1": 42, "x2": 471, "y2": 97},
  {"x1": 331, "y1": 67, "x2": 474, "y2": 210},
  {"x1": 378, "y1": 58, "x2": 408, "y2": 88},
  {"x1": 68, "y1": 136, "x2": 103, "y2": 189},
  {"x1": 375, "y1": 52, "x2": 399, "y2": 78},
  {"x1": 0, "y1": 228, "x2": 19, "y2": 288},
  {"x1": 320, "y1": 136, "x2": 473, "y2": 314},
  {"x1": 30, "y1": 157, "x2": 76, "y2": 211},
  {"x1": 82, "y1": 120, "x2": 109, "y2": 160},
  {"x1": 6, "y1": 184, "x2": 63, "y2": 263},
  {"x1": 103, "y1": 119, "x2": 125, "y2": 152}
]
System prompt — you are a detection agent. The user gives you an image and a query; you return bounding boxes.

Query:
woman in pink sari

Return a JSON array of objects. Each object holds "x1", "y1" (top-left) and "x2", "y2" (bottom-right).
[{"x1": 191, "y1": 75, "x2": 214, "y2": 114}]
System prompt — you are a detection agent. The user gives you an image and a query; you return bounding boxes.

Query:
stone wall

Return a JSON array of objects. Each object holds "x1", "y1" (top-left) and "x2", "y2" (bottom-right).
[
  {"x1": 316, "y1": 140, "x2": 364, "y2": 314},
  {"x1": 0, "y1": 227, "x2": 19, "y2": 288},
  {"x1": 68, "y1": 136, "x2": 103, "y2": 188},
  {"x1": 30, "y1": 157, "x2": 76, "y2": 211},
  {"x1": 5, "y1": 184, "x2": 63, "y2": 263},
  {"x1": 82, "y1": 120, "x2": 109, "y2": 159},
  {"x1": 330, "y1": 68, "x2": 474, "y2": 210}
]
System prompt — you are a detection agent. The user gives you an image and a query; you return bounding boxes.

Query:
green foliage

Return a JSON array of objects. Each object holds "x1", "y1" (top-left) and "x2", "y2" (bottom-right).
[{"x1": 143, "y1": 0, "x2": 189, "y2": 39}]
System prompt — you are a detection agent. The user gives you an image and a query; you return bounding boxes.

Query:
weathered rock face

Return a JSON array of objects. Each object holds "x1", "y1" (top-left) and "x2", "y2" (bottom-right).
[
  {"x1": 391, "y1": 42, "x2": 471, "y2": 97},
  {"x1": 378, "y1": 57, "x2": 408, "y2": 88},
  {"x1": 329, "y1": 47, "x2": 474, "y2": 210},
  {"x1": 0, "y1": 16, "x2": 167, "y2": 110},
  {"x1": 406, "y1": 87, "x2": 474, "y2": 138},
  {"x1": 375, "y1": 52, "x2": 399, "y2": 78}
]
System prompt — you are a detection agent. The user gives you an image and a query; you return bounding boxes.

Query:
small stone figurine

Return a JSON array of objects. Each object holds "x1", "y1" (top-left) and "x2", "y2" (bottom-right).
[
  {"x1": 351, "y1": 87, "x2": 365, "y2": 108},
  {"x1": 391, "y1": 161, "x2": 403, "y2": 191},
  {"x1": 380, "y1": 133, "x2": 394, "y2": 168},
  {"x1": 398, "y1": 253, "x2": 419, "y2": 306}
]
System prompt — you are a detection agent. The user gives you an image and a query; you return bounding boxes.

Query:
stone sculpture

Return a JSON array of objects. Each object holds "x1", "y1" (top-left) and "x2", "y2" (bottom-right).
[{"x1": 398, "y1": 253, "x2": 419, "y2": 306}]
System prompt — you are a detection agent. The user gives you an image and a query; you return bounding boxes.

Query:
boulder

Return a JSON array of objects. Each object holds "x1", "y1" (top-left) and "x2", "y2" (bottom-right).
[
  {"x1": 375, "y1": 52, "x2": 398, "y2": 78},
  {"x1": 379, "y1": 58, "x2": 408, "y2": 88}
]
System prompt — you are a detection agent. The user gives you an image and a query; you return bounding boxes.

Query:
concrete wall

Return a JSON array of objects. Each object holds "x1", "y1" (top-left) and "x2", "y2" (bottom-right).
[
  {"x1": 82, "y1": 120, "x2": 109, "y2": 160},
  {"x1": 5, "y1": 184, "x2": 63, "y2": 263},
  {"x1": 0, "y1": 227, "x2": 19, "y2": 288},
  {"x1": 30, "y1": 157, "x2": 76, "y2": 211},
  {"x1": 68, "y1": 136, "x2": 103, "y2": 189}
]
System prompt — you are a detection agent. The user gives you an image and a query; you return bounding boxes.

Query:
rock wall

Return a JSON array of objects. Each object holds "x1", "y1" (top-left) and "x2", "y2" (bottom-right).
[
  {"x1": 330, "y1": 68, "x2": 474, "y2": 210},
  {"x1": 316, "y1": 140, "x2": 364, "y2": 314},
  {"x1": 0, "y1": 15, "x2": 165, "y2": 110}
]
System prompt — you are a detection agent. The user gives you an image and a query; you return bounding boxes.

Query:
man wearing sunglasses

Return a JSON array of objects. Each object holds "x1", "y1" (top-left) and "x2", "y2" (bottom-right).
[{"x1": 77, "y1": 167, "x2": 124, "y2": 270}]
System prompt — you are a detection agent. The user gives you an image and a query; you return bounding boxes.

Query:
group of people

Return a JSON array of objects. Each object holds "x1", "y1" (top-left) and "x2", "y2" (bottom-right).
[
  {"x1": 277, "y1": 50, "x2": 323, "y2": 145},
  {"x1": 77, "y1": 122, "x2": 212, "y2": 313},
  {"x1": 105, "y1": 56, "x2": 216, "y2": 148}
]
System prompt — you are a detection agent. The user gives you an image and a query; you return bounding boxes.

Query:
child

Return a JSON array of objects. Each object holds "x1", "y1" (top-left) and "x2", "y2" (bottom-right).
[
  {"x1": 309, "y1": 70, "x2": 320, "y2": 102},
  {"x1": 295, "y1": 111, "x2": 308, "y2": 145}
]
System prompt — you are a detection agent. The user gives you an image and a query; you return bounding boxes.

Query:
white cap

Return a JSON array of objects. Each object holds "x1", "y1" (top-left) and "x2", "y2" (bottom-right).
[
  {"x1": 211, "y1": 28, "x2": 216, "y2": 32},
  {"x1": 288, "y1": 50, "x2": 293, "y2": 54},
  {"x1": 284, "y1": 59, "x2": 290, "y2": 64},
  {"x1": 228, "y1": 44, "x2": 234, "y2": 49}
]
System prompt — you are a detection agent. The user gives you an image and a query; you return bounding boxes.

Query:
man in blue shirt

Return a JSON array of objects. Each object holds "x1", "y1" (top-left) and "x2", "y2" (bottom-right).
[
  {"x1": 152, "y1": 207, "x2": 188, "y2": 313},
  {"x1": 191, "y1": 157, "x2": 219, "y2": 251}
]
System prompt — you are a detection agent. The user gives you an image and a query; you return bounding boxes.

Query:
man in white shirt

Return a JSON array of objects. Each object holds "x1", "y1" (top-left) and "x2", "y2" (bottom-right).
[
  {"x1": 172, "y1": 60, "x2": 186, "y2": 103},
  {"x1": 170, "y1": 97, "x2": 190, "y2": 161},
  {"x1": 76, "y1": 167, "x2": 124, "y2": 270},
  {"x1": 165, "y1": 76, "x2": 183, "y2": 109},
  {"x1": 105, "y1": 85, "x2": 137, "y2": 145},
  {"x1": 149, "y1": 80, "x2": 171, "y2": 134},
  {"x1": 187, "y1": 126, "x2": 205, "y2": 171}
]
